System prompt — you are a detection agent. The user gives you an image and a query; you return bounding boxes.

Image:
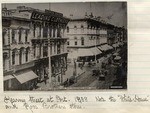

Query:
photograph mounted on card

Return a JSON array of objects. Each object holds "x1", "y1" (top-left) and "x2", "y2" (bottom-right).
[{"x1": 2, "y1": 2, "x2": 127, "y2": 91}]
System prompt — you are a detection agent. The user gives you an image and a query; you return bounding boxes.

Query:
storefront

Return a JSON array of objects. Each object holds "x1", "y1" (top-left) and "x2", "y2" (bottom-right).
[
  {"x1": 51, "y1": 53, "x2": 67, "y2": 85},
  {"x1": 97, "y1": 44, "x2": 114, "y2": 55},
  {"x1": 13, "y1": 69, "x2": 38, "y2": 90},
  {"x1": 34, "y1": 58, "x2": 49, "y2": 83},
  {"x1": 70, "y1": 47, "x2": 102, "y2": 62}
]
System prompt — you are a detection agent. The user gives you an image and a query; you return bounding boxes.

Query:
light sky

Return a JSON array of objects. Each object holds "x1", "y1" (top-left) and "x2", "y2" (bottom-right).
[{"x1": 3, "y1": 2, "x2": 127, "y2": 28}]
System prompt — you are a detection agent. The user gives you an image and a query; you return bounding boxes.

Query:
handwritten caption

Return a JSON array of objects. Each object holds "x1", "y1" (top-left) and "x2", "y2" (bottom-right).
[{"x1": 3, "y1": 94, "x2": 150, "y2": 112}]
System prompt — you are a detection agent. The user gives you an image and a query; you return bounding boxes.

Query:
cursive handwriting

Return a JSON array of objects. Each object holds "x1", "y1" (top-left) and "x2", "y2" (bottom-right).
[
  {"x1": 118, "y1": 94, "x2": 149, "y2": 102},
  {"x1": 3, "y1": 94, "x2": 150, "y2": 113}
]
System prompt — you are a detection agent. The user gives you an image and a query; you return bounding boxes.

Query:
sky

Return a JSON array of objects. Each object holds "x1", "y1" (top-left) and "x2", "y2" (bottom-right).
[{"x1": 3, "y1": 2, "x2": 127, "y2": 28}]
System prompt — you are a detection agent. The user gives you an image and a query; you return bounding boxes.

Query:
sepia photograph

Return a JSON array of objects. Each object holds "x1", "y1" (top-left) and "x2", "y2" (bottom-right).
[{"x1": 2, "y1": 2, "x2": 127, "y2": 91}]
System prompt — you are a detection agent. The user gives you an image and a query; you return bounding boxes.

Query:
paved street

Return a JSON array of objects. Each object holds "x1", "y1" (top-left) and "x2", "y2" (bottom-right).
[
  {"x1": 34, "y1": 47, "x2": 127, "y2": 90},
  {"x1": 69, "y1": 54, "x2": 113, "y2": 88}
]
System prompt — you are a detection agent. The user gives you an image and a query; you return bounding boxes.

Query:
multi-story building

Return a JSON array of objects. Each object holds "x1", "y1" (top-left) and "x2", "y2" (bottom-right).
[
  {"x1": 66, "y1": 14, "x2": 113, "y2": 63},
  {"x1": 107, "y1": 24, "x2": 127, "y2": 49},
  {"x1": 2, "y1": 6, "x2": 69, "y2": 90},
  {"x1": 2, "y1": 7, "x2": 36, "y2": 90}
]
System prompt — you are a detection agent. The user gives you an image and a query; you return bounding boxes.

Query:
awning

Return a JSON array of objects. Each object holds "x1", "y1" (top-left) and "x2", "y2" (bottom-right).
[
  {"x1": 78, "y1": 48, "x2": 94, "y2": 57},
  {"x1": 4, "y1": 75, "x2": 15, "y2": 81},
  {"x1": 68, "y1": 47, "x2": 102, "y2": 59},
  {"x1": 90, "y1": 47, "x2": 102, "y2": 55},
  {"x1": 14, "y1": 70, "x2": 38, "y2": 84},
  {"x1": 98, "y1": 44, "x2": 113, "y2": 51}
]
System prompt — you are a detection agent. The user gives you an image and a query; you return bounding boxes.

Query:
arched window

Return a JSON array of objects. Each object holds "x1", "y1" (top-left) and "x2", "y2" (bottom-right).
[
  {"x1": 18, "y1": 29, "x2": 22, "y2": 43},
  {"x1": 74, "y1": 37, "x2": 77, "y2": 45},
  {"x1": 12, "y1": 50, "x2": 15, "y2": 65},
  {"x1": 12, "y1": 29, "x2": 15, "y2": 43},
  {"x1": 25, "y1": 30, "x2": 28, "y2": 43},
  {"x1": 81, "y1": 25, "x2": 84, "y2": 33},
  {"x1": 81, "y1": 37, "x2": 84, "y2": 45},
  {"x1": 26, "y1": 47, "x2": 30, "y2": 62},
  {"x1": 67, "y1": 26, "x2": 69, "y2": 33},
  {"x1": 19, "y1": 48, "x2": 24, "y2": 65}
]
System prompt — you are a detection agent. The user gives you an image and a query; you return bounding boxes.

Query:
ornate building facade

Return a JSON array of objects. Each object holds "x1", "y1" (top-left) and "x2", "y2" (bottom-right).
[{"x1": 2, "y1": 6, "x2": 69, "y2": 90}]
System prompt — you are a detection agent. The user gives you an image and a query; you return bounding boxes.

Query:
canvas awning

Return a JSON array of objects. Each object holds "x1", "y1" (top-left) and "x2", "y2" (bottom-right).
[
  {"x1": 4, "y1": 75, "x2": 15, "y2": 81},
  {"x1": 78, "y1": 47, "x2": 102, "y2": 57},
  {"x1": 68, "y1": 47, "x2": 102, "y2": 60},
  {"x1": 14, "y1": 70, "x2": 38, "y2": 84},
  {"x1": 77, "y1": 48, "x2": 94, "y2": 57},
  {"x1": 98, "y1": 44, "x2": 113, "y2": 51}
]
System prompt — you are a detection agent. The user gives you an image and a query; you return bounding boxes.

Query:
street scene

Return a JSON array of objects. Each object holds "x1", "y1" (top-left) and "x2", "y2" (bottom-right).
[{"x1": 2, "y1": 2, "x2": 127, "y2": 91}]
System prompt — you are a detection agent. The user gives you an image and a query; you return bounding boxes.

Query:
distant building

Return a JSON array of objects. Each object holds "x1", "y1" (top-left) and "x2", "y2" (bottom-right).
[
  {"x1": 2, "y1": 6, "x2": 69, "y2": 90},
  {"x1": 66, "y1": 14, "x2": 113, "y2": 63}
]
